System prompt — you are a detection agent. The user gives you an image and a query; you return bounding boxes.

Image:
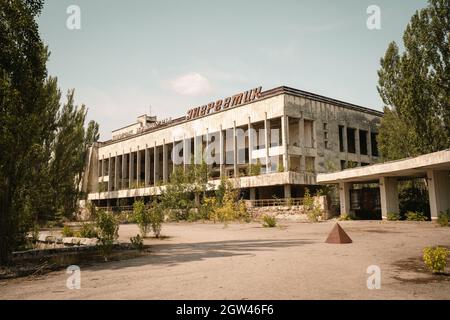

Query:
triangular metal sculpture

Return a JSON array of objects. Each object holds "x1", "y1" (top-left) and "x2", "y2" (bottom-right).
[{"x1": 325, "y1": 223, "x2": 352, "y2": 244}]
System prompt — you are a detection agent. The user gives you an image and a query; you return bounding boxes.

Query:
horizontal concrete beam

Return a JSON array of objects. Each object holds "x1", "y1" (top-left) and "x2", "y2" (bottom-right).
[{"x1": 317, "y1": 149, "x2": 450, "y2": 184}]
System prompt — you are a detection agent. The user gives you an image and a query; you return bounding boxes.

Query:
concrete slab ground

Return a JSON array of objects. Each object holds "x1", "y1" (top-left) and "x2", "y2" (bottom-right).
[{"x1": 0, "y1": 221, "x2": 449, "y2": 300}]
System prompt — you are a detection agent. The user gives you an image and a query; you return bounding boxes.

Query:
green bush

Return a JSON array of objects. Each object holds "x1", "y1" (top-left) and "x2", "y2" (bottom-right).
[
  {"x1": 423, "y1": 246, "x2": 449, "y2": 274},
  {"x1": 96, "y1": 210, "x2": 119, "y2": 260},
  {"x1": 248, "y1": 159, "x2": 262, "y2": 176},
  {"x1": 437, "y1": 210, "x2": 449, "y2": 227},
  {"x1": 62, "y1": 225, "x2": 75, "y2": 237},
  {"x1": 79, "y1": 223, "x2": 98, "y2": 238},
  {"x1": 262, "y1": 215, "x2": 277, "y2": 228},
  {"x1": 133, "y1": 200, "x2": 150, "y2": 237},
  {"x1": 303, "y1": 188, "x2": 323, "y2": 222},
  {"x1": 148, "y1": 202, "x2": 164, "y2": 238},
  {"x1": 387, "y1": 212, "x2": 400, "y2": 221},
  {"x1": 406, "y1": 211, "x2": 427, "y2": 221},
  {"x1": 338, "y1": 213, "x2": 354, "y2": 221},
  {"x1": 130, "y1": 234, "x2": 144, "y2": 251}
]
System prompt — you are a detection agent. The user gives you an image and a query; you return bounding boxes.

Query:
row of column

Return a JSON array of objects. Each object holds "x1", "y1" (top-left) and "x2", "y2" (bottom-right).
[
  {"x1": 338, "y1": 169, "x2": 450, "y2": 219},
  {"x1": 99, "y1": 114, "x2": 314, "y2": 192}
]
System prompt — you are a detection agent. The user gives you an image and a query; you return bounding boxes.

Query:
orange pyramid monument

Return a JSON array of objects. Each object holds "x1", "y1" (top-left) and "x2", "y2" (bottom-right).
[{"x1": 325, "y1": 223, "x2": 352, "y2": 244}]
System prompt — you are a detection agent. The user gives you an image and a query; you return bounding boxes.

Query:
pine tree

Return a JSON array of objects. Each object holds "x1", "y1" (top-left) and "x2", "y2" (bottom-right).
[{"x1": 377, "y1": 0, "x2": 450, "y2": 160}]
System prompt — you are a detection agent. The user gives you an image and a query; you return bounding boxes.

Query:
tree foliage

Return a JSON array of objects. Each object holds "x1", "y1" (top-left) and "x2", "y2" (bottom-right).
[
  {"x1": 0, "y1": 0, "x2": 100, "y2": 264},
  {"x1": 377, "y1": 0, "x2": 450, "y2": 160}
]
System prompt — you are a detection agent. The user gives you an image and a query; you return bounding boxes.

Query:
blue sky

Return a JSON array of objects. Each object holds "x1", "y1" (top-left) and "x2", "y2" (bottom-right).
[{"x1": 37, "y1": 0, "x2": 428, "y2": 139}]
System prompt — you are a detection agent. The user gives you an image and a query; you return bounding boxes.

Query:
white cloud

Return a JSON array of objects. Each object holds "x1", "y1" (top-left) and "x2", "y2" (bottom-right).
[{"x1": 169, "y1": 72, "x2": 212, "y2": 96}]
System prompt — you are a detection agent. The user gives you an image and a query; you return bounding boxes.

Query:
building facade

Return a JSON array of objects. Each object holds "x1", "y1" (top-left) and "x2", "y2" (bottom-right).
[{"x1": 81, "y1": 86, "x2": 383, "y2": 207}]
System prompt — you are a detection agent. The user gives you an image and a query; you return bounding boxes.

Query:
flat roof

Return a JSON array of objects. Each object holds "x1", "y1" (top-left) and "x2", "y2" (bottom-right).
[
  {"x1": 100, "y1": 85, "x2": 384, "y2": 146},
  {"x1": 317, "y1": 149, "x2": 450, "y2": 183}
]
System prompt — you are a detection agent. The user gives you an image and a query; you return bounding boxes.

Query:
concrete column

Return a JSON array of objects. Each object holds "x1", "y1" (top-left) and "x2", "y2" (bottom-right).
[
  {"x1": 183, "y1": 137, "x2": 189, "y2": 171},
  {"x1": 339, "y1": 182, "x2": 352, "y2": 216},
  {"x1": 250, "y1": 188, "x2": 256, "y2": 201},
  {"x1": 379, "y1": 177, "x2": 399, "y2": 219},
  {"x1": 298, "y1": 116, "x2": 304, "y2": 149},
  {"x1": 311, "y1": 119, "x2": 316, "y2": 149},
  {"x1": 281, "y1": 115, "x2": 289, "y2": 172},
  {"x1": 427, "y1": 170, "x2": 450, "y2": 220},
  {"x1": 144, "y1": 145, "x2": 149, "y2": 187},
  {"x1": 248, "y1": 117, "x2": 253, "y2": 165},
  {"x1": 264, "y1": 114, "x2": 270, "y2": 173},
  {"x1": 101, "y1": 155, "x2": 105, "y2": 184},
  {"x1": 355, "y1": 127, "x2": 361, "y2": 163},
  {"x1": 300, "y1": 155, "x2": 306, "y2": 172},
  {"x1": 284, "y1": 184, "x2": 291, "y2": 199},
  {"x1": 219, "y1": 125, "x2": 224, "y2": 177},
  {"x1": 154, "y1": 142, "x2": 159, "y2": 184},
  {"x1": 107, "y1": 154, "x2": 112, "y2": 192},
  {"x1": 163, "y1": 140, "x2": 168, "y2": 183},
  {"x1": 367, "y1": 127, "x2": 373, "y2": 162},
  {"x1": 342, "y1": 125, "x2": 348, "y2": 156},
  {"x1": 194, "y1": 133, "x2": 201, "y2": 165},
  {"x1": 136, "y1": 146, "x2": 141, "y2": 187},
  {"x1": 114, "y1": 153, "x2": 119, "y2": 191},
  {"x1": 121, "y1": 151, "x2": 126, "y2": 189},
  {"x1": 129, "y1": 150, "x2": 134, "y2": 189},
  {"x1": 233, "y1": 122, "x2": 238, "y2": 177}
]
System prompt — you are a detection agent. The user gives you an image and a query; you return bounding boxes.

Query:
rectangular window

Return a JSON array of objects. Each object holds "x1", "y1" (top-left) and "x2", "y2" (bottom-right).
[
  {"x1": 339, "y1": 125, "x2": 344, "y2": 152},
  {"x1": 371, "y1": 132, "x2": 379, "y2": 156},
  {"x1": 359, "y1": 130, "x2": 368, "y2": 155},
  {"x1": 347, "y1": 127, "x2": 356, "y2": 154}
]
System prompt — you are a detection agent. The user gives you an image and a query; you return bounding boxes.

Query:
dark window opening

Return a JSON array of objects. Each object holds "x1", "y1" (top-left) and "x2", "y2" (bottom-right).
[
  {"x1": 371, "y1": 132, "x2": 379, "y2": 156},
  {"x1": 347, "y1": 127, "x2": 356, "y2": 154},
  {"x1": 339, "y1": 125, "x2": 344, "y2": 152},
  {"x1": 359, "y1": 130, "x2": 368, "y2": 155}
]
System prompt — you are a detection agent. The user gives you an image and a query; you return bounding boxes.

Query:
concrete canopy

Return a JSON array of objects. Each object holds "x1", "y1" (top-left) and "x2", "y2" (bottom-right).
[
  {"x1": 317, "y1": 149, "x2": 450, "y2": 220},
  {"x1": 317, "y1": 149, "x2": 450, "y2": 184}
]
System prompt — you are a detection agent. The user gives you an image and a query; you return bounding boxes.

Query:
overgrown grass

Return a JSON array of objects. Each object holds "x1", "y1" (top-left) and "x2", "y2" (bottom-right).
[{"x1": 262, "y1": 215, "x2": 277, "y2": 228}]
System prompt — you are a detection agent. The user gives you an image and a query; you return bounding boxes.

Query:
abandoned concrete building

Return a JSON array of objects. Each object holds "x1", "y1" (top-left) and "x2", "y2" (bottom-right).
[{"x1": 81, "y1": 86, "x2": 383, "y2": 208}]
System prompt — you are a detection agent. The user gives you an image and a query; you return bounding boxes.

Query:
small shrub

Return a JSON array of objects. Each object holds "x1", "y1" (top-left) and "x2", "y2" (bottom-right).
[
  {"x1": 96, "y1": 210, "x2": 119, "y2": 260},
  {"x1": 134, "y1": 200, "x2": 150, "y2": 237},
  {"x1": 62, "y1": 225, "x2": 75, "y2": 237},
  {"x1": 406, "y1": 211, "x2": 427, "y2": 221},
  {"x1": 248, "y1": 160, "x2": 262, "y2": 176},
  {"x1": 130, "y1": 234, "x2": 144, "y2": 251},
  {"x1": 149, "y1": 202, "x2": 164, "y2": 238},
  {"x1": 79, "y1": 223, "x2": 98, "y2": 238},
  {"x1": 387, "y1": 212, "x2": 400, "y2": 221},
  {"x1": 338, "y1": 213, "x2": 354, "y2": 221},
  {"x1": 262, "y1": 215, "x2": 277, "y2": 228},
  {"x1": 303, "y1": 188, "x2": 323, "y2": 222},
  {"x1": 437, "y1": 210, "x2": 449, "y2": 227},
  {"x1": 277, "y1": 162, "x2": 285, "y2": 173},
  {"x1": 423, "y1": 246, "x2": 449, "y2": 274}
]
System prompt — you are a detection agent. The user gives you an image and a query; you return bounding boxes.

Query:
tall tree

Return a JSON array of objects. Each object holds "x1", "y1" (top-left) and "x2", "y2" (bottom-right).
[
  {"x1": 50, "y1": 90, "x2": 88, "y2": 219},
  {"x1": 377, "y1": 0, "x2": 450, "y2": 160},
  {"x1": 0, "y1": 0, "x2": 54, "y2": 263}
]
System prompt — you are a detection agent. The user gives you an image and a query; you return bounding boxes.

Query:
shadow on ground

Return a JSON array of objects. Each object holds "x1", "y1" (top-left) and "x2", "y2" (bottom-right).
[{"x1": 81, "y1": 238, "x2": 316, "y2": 271}]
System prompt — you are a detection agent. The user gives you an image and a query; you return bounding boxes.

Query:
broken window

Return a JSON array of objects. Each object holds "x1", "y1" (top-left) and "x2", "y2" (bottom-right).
[
  {"x1": 371, "y1": 132, "x2": 379, "y2": 156},
  {"x1": 339, "y1": 125, "x2": 344, "y2": 152},
  {"x1": 347, "y1": 127, "x2": 356, "y2": 153},
  {"x1": 359, "y1": 130, "x2": 368, "y2": 155}
]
